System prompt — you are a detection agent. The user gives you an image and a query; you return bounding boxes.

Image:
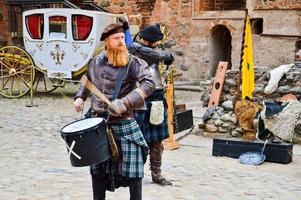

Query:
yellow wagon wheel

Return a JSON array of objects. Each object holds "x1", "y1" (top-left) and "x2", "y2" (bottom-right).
[
  {"x1": 33, "y1": 70, "x2": 63, "y2": 93},
  {"x1": 0, "y1": 46, "x2": 35, "y2": 98}
]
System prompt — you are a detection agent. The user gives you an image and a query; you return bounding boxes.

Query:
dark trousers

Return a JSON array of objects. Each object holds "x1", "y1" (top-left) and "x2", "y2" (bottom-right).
[{"x1": 92, "y1": 175, "x2": 142, "y2": 200}]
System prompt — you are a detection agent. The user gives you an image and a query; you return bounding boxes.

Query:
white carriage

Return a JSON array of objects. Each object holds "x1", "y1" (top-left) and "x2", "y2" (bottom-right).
[{"x1": 0, "y1": 8, "x2": 127, "y2": 98}]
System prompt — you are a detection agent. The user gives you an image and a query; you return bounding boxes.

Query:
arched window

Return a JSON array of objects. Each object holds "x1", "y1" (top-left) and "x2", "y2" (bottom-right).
[
  {"x1": 25, "y1": 14, "x2": 44, "y2": 39},
  {"x1": 72, "y1": 15, "x2": 93, "y2": 41},
  {"x1": 49, "y1": 16, "x2": 67, "y2": 39}
]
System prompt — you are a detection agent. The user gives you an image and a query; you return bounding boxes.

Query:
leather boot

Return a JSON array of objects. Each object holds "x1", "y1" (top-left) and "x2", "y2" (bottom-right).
[{"x1": 149, "y1": 141, "x2": 172, "y2": 186}]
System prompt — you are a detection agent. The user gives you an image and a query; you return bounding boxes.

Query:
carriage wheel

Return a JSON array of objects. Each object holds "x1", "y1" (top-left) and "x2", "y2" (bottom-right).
[
  {"x1": 33, "y1": 70, "x2": 64, "y2": 93},
  {"x1": 0, "y1": 46, "x2": 35, "y2": 98}
]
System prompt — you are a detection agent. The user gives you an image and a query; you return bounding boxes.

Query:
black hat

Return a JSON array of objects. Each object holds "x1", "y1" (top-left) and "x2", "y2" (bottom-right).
[
  {"x1": 140, "y1": 24, "x2": 163, "y2": 42},
  {"x1": 100, "y1": 22, "x2": 129, "y2": 41}
]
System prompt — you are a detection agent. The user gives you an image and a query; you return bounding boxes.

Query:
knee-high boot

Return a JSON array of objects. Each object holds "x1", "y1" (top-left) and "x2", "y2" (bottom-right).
[{"x1": 149, "y1": 141, "x2": 172, "y2": 186}]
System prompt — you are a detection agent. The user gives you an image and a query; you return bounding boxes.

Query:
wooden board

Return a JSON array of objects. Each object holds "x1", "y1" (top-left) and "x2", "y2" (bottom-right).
[
  {"x1": 208, "y1": 61, "x2": 228, "y2": 107},
  {"x1": 212, "y1": 138, "x2": 293, "y2": 164}
]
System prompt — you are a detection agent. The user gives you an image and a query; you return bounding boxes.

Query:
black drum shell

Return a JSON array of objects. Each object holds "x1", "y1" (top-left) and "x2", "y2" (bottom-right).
[{"x1": 60, "y1": 118, "x2": 111, "y2": 167}]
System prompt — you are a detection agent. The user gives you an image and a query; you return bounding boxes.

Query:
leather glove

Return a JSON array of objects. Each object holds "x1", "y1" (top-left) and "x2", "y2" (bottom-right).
[
  {"x1": 163, "y1": 53, "x2": 174, "y2": 66},
  {"x1": 107, "y1": 99, "x2": 127, "y2": 117}
]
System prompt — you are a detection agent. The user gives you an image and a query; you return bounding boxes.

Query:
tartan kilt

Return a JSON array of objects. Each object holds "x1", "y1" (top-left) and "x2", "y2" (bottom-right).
[
  {"x1": 134, "y1": 89, "x2": 169, "y2": 144},
  {"x1": 90, "y1": 119, "x2": 148, "y2": 191}
]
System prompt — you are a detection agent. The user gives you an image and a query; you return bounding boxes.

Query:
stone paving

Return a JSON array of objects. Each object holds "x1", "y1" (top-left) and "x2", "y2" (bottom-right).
[{"x1": 0, "y1": 84, "x2": 301, "y2": 200}]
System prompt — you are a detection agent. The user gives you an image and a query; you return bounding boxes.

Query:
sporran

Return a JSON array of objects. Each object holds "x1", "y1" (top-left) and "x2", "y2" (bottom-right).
[{"x1": 149, "y1": 100, "x2": 164, "y2": 126}]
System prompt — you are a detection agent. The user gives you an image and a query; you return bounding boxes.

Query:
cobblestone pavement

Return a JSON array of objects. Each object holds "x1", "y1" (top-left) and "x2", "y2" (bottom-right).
[{"x1": 0, "y1": 84, "x2": 300, "y2": 200}]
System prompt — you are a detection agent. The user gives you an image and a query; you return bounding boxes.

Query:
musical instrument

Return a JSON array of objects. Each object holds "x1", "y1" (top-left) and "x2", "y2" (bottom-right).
[{"x1": 60, "y1": 117, "x2": 110, "y2": 167}]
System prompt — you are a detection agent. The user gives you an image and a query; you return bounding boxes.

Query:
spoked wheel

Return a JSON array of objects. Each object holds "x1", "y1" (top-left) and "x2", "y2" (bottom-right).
[
  {"x1": 33, "y1": 70, "x2": 64, "y2": 93},
  {"x1": 0, "y1": 46, "x2": 35, "y2": 98}
]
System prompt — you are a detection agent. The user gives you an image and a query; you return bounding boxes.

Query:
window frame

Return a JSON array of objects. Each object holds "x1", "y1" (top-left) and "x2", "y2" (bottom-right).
[
  {"x1": 71, "y1": 14, "x2": 93, "y2": 41},
  {"x1": 25, "y1": 14, "x2": 44, "y2": 40},
  {"x1": 48, "y1": 15, "x2": 68, "y2": 40}
]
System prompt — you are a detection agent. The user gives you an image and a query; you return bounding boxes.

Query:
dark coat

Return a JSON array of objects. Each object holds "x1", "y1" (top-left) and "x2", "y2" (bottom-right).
[{"x1": 75, "y1": 53, "x2": 155, "y2": 115}]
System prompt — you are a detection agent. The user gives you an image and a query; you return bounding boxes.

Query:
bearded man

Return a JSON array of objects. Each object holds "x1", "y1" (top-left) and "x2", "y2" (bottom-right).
[{"x1": 74, "y1": 23, "x2": 155, "y2": 200}]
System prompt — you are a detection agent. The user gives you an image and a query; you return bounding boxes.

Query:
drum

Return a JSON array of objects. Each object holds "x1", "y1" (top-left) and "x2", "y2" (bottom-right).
[{"x1": 60, "y1": 117, "x2": 111, "y2": 167}]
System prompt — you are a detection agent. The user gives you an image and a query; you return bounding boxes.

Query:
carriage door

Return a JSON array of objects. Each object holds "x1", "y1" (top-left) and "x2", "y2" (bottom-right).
[
  {"x1": 45, "y1": 13, "x2": 72, "y2": 78},
  {"x1": 70, "y1": 14, "x2": 94, "y2": 74}
]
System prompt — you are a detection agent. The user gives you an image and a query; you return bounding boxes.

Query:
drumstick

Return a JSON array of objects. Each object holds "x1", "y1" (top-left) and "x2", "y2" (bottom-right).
[{"x1": 80, "y1": 75, "x2": 112, "y2": 107}]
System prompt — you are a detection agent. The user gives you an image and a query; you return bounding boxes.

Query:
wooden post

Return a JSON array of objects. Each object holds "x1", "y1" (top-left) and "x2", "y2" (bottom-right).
[
  {"x1": 236, "y1": 9, "x2": 248, "y2": 101},
  {"x1": 165, "y1": 83, "x2": 180, "y2": 150},
  {"x1": 26, "y1": 64, "x2": 38, "y2": 107},
  {"x1": 208, "y1": 61, "x2": 228, "y2": 107}
]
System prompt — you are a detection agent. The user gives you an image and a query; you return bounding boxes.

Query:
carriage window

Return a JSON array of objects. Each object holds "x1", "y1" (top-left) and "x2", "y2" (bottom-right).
[
  {"x1": 25, "y1": 14, "x2": 44, "y2": 39},
  {"x1": 49, "y1": 16, "x2": 67, "y2": 39},
  {"x1": 72, "y1": 15, "x2": 93, "y2": 41}
]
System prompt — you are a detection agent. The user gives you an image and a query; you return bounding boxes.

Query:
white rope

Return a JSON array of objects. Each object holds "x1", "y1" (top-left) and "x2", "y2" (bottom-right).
[{"x1": 65, "y1": 140, "x2": 82, "y2": 160}]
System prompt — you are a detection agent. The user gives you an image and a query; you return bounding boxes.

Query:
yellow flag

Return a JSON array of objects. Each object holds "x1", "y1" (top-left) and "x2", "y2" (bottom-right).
[{"x1": 241, "y1": 15, "x2": 255, "y2": 100}]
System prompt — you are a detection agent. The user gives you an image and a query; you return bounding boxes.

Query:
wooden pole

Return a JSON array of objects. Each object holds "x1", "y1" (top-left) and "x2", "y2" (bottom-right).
[
  {"x1": 80, "y1": 75, "x2": 112, "y2": 107},
  {"x1": 165, "y1": 82, "x2": 180, "y2": 150},
  {"x1": 236, "y1": 9, "x2": 249, "y2": 102},
  {"x1": 26, "y1": 64, "x2": 38, "y2": 107}
]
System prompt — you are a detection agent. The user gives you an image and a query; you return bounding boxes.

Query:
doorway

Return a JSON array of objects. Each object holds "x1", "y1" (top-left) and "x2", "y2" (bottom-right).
[{"x1": 208, "y1": 25, "x2": 232, "y2": 78}]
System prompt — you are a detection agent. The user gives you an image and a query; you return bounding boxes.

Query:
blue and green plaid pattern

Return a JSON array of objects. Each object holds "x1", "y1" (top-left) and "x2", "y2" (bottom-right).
[
  {"x1": 91, "y1": 119, "x2": 148, "y2": 178},
  {"x1": 111, "y1": 119, "x2": 148, "y2": 178}
]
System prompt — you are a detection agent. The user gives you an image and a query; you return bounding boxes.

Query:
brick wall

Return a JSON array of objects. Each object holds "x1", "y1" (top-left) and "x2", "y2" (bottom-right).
[
  {"x1": 199, "y1": 0, "x2": 246, "y2": 11},
  {"x1": 95, "y1": 0, "x2": 158, "y2": 26},
  {"x1": 95, "y1": 0, "x2": 142, "y2": 24},
  {"x1": 0, "y1": 0, "x2": 10, "y2": 46},
  {"x1": 255, "y1": 0, "x2": 301, "y2": 10},
  {"x1": 92, "y1": 0, "x2": 300, "y2": 80}
]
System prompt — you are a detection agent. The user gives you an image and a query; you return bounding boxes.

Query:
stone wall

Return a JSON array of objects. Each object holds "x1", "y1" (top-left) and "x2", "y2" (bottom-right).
[
  {"x1": 200, "y1": 66, "x2": 301, "y2": 106},
  {"x1": 199, "y1": 65, "x2": 301, "y2": 141},
  {"x1": 255, "y1": 0, "x2": 301, "y2": 10},
  {"x1": 253, "y1": 36, "x2": 298, "y2": 67},
  {"x1": 95, "y1": 0, "x2": 155, "y2": 25}
]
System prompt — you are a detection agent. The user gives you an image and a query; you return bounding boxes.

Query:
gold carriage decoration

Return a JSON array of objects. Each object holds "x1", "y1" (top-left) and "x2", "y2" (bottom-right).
[{"x1": 0, "y1": 8, "x2": 131, "y2": 98}]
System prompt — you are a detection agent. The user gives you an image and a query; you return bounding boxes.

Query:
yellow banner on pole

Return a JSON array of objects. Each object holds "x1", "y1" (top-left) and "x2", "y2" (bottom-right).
[{"x1": 241, "y1": 15, "x2": 255, "y2": 100}]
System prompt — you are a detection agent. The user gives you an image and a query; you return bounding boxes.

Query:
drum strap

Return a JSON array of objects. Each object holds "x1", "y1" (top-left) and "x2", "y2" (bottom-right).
[
  {"x1": 112, "y1": 56, "x2": 131, "y2": 100},
  {"x1": 107, "y1": 57, "x2": 131, "y2": 160}
]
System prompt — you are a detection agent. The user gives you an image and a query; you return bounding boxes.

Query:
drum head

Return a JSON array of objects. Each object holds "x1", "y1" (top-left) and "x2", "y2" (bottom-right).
[{"x1": 61, "y1": 118, "x2": 104, "y2": 133}]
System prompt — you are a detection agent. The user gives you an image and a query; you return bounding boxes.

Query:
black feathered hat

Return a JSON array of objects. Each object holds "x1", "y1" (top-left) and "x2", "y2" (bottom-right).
[{"x1": 140, "y1": 24, "x2": 163, "y2": 42}]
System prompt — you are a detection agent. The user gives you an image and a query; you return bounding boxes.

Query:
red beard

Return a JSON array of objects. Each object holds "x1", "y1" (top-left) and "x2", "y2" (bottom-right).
[{"x1": 106, "y1": 43, "x2": 129, "y2": 67}]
